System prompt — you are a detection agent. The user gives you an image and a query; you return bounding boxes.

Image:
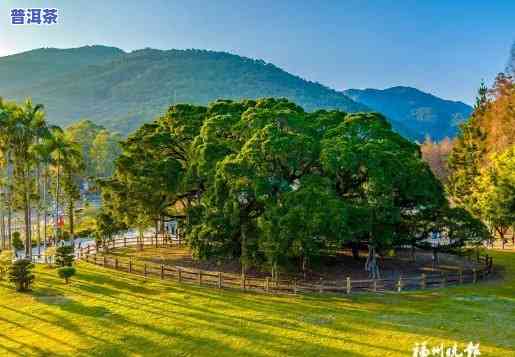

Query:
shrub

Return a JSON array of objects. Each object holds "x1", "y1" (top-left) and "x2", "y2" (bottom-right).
[
  {"x1": 62, "y1": 231, "x2": 71, "y2": 241},
  {"x1": 76, "y1": 227, "x2": 94, "y2": 238},
  {"x1": 11, "y1": 232, "x2": 24, "y2": 251},
  {"x1": 55, "y1": 246, "x2": 74, "y2": 267},
  {"x1": 57, "y1": 266, "x2": 76, "y2": 284},
  {"x1": 0, "y1": 250, "x2": 13, "y2": 279},
  {"x1": 8, "y1": 259, "x2": 35, "y2": 292}
]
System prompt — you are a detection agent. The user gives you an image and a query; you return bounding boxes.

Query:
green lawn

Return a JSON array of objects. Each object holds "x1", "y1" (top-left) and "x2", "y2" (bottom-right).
[{"x1": 0, "y1": 251, "x2": 513, "y2": 356}]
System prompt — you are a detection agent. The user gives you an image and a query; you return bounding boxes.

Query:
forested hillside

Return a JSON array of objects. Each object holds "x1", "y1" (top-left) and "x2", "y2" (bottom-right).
[
  {"x1": 0, "y1": 46, "x2": 124, "y2": 92},
  {"x1": 1, "y1": 46, "x2": 474, "y2": 139},
  {"x1": 0, "y1": 46, "x2": 368, "y2": 135}
]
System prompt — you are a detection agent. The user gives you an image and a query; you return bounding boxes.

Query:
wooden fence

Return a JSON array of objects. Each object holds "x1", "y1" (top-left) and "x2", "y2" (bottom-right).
[{"x1": 78, "y1": 236, "x2": 494, "y2": 295}]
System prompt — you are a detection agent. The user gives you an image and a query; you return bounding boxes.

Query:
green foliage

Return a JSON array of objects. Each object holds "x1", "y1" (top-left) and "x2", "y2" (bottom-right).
[
  {"x1": 11, "y1": 232, "x2": 24, "y2": 251},
  {"x1": 57, "y1": 266, "x2": 76, "y2": 284},
  {"x1": 475, "y1": 147, "x2": 515, "y2": 240},
  {"x1": 0, "y1": 47, "x2": 367, "y2": 135},
  {"x1": 448, "y1": 77, "x2": 514, "y2": 240},
  {"x1": 0, "y1": 99, "x2": 51, "y2": 255},
  {"x1": 55, "y1": 246, "x2": 74, "y2": 267},
  {"x1": 8, "y1": 259, "x2": 35, "y2": 291},
  {"x1": 104, "y1": 98, "x2": 455, "y2": 275},
  {"x1": 447, "y1": 119, "x2": 486, "y2": 213},
  {"x1": 90, "y1": 129, "x2": 123, "y2": 178},
  {"x1": 65, "y1": 120, "x2": 121, "y2": 179}
]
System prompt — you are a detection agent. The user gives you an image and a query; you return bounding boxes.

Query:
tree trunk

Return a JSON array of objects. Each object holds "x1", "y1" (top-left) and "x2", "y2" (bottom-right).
[
  {"x1": 365, "y1": 245, "x2": 380, "y2": 279},
  {"x1": 432, "y1": 248, "x2": 440, "y2": 269},
  {"x1": 68, "y1": 198, "x2": 74, "y2": 238},
  {"x1": 302, "y1": 255, "x2": 308, "y2": 280},
  {"x1": 240, "y1": 223, "x2": 247, "y2": 276},
  {"x1": 351, "y1": 243, "x2": 360, "y2": 260},
  {"x1": 7, "y1": 202, "x2": 11, "y2": 249},
  {"x1": 138, "y1": 227, "x2": 144, "y2": 250},
  {"x1": 498, "y1": 226, "x2": 506, "y2": 250},
  {"x1": 7, "y1": 156, "x2": 13, "y2": 249},
  {"x1": 43, "y1": 169, "x2": 47, "y2": 250},
  {"x1": 55, "y1": 153, "x2": 61, "y2": 246},
  {"x1": 154, "y1": 219, "x2": 159, "y2": 247},
  {"x1": 24, "y1": 177, "x2": 32, "y2": 259},
  {"x1": 36, "y1": 165, "x2": 41, "y2": 257},
  {"x1": 0, "y1": 210, "x2": 5, "y2": 250}
]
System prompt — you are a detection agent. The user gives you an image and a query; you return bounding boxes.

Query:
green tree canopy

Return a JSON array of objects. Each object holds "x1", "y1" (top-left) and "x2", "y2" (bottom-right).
[{"x1": 103, "y1": 98, "x2": 477, "y2": 277}]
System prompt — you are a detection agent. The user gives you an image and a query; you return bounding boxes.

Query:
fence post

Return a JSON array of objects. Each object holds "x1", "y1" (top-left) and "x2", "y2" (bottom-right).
[
  {"x1": 160, "y1": 265, "x2": 165, "y2": 279},
  {"x1": 346, "y1": 277, "x2": 351, "y2": 294},
  {"x1": 218, "y1": 272, "x2": 222, "y2": 289},
  {"x1": 124, "y1": 236, "x2": 127, "y2": 247},
  {"x1": 198, "y1": 270, "x2": 202, "y2": 285},
  {"x1": 442, "y1": 273, "x2": 447, "y2": 288},
  {"x1": 472, "y1": 268, "x2": 477, "y2": 283},
  {"x1": 241, "y1": 274, "x2": 246, "y2": 290},
  {"x1": 373, "y1": 279, "x2": 377, "y2": 292},
  {"x1": 144, "y1": 264, "x2": 147, "y2": 278},
  {"x1": 459, "y1": 270, "x2": 463, "y2": 284},
  {"x1": 129, "y1": 258, "x2": 132, "y2": 273},
  {"x1": 397, "y1": 275, "x2": 402, "y2": 292},
  {"x1": 115, "y1": 258, "x2": 119, "y2": 270},
  {"x1": 265, "y1": 277, "x2": 270, "y2": 293},
  {"x1": 421, "y1": 273, "x2": 426, "y2": 289},
  {"x1": 178, "y1": 267, "x2": 182, "y2": 282},
  {"x1": 318, "y1": 278, "x2": 324, "y2": 293},
  {"x1": 293, "y1": 279, "x2": 297, "y2": 294}
]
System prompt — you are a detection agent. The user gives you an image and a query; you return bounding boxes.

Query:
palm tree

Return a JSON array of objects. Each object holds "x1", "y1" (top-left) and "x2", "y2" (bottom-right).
[
  {"x1": 44, "y1": 127, "x2": 83, "y2": 243},
  {"x1": 7, "y1": 100, "x2": 50, "y2": 258},
  {"x1": 0, "y1": 99, "x2": 17, "y2": 250}
]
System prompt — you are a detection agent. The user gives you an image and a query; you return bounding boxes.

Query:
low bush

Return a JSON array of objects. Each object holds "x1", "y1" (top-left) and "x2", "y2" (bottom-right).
[
  {"x1": 8, "y1": 259, "x2": 35, "y2": 292},
  {"x1": 57, "y1": 266, "x2": 76, "y2": 284},
  {"x1": 55, "y1": 246, "x2": 74, "y2": 267},
  {"x1": 11, "y1": 232, "x2": 24, "y2": 251}
]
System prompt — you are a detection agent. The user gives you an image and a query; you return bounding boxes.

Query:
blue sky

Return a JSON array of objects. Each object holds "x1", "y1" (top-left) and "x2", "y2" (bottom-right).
[{"x1": 0, "y1": 0, "x2": 513, "y2": 104}]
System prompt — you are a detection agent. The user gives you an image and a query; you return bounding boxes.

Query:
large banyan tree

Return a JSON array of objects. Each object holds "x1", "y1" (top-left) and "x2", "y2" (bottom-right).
[{"x1": 101, "y1": 98, "x2": 486, "y2": 278}]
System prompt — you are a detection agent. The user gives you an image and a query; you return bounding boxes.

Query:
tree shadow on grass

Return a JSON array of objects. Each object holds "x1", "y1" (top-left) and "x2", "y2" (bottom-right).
[
  {"x1": 16, "y1": 252, "x2": 512, "y2": 356},
  {"x1": 75, "y1": 264, "x2": 514, "y2": 353},
  {"x1": 75, "y1": 269, "x2": 154, "y2": 295},
  {"x1": 30, "y1": 276, "x2": 370, "y2": 356}
]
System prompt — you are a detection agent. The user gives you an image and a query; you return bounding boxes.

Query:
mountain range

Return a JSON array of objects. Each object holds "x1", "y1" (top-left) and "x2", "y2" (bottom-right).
[
  {"x1": 344, "y1": 87, "x2": 472, "y2": 140},
  {"x1": 0, "y1": 45, "x2": 472, "y2": 140}
]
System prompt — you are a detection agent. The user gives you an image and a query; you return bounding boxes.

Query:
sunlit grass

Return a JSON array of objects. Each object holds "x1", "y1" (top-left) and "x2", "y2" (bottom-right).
[{"x1": 0, "y1": 251, "x2": 513, "y2": 356}]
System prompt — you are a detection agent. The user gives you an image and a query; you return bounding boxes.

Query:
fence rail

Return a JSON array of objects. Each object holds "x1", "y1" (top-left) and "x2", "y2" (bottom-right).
[{"x1": 78, "y1": 236, "x2": 494, "y2": 295}]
